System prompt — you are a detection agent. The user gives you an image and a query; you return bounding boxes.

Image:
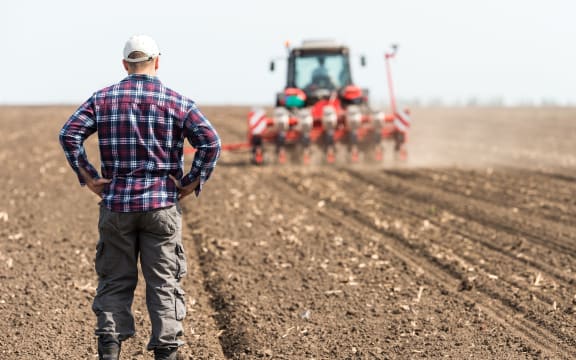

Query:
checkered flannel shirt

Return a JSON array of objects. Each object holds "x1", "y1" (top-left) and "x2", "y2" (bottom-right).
[{"x1": 59, "y1": 74, "x2": 221, "y2": 212}]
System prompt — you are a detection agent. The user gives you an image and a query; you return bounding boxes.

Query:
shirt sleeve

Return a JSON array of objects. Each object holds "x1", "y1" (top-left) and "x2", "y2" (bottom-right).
[
  {"x1": 59, "y1": 96, "x2": 99, "y2": 186},
  {"x1": 181, "y1": 103, "x2": 221, "y2": 195}
]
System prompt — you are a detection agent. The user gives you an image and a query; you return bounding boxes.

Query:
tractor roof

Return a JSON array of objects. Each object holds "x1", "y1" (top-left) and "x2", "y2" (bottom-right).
[
  {"x1": 291, "y1": 40, "x2": 350, "y2": 57},
  {"x1": 296, "y1": 39, "x2": 348, "y2": 51}
]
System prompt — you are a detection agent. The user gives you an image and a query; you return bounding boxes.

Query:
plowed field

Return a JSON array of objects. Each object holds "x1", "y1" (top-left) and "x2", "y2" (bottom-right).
[{"x1": 1, "y1": 106, "x2": 575, "y2": 359}]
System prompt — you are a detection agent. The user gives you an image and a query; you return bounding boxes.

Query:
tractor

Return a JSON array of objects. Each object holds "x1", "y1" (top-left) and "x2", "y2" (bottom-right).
[{"x1": 247, "y1": 40, "x2": 410, "y2": 165}]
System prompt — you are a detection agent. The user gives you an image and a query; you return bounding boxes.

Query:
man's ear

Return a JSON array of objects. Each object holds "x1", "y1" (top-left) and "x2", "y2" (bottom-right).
[
  {"x1": 155, "y1": 57, "x2": 159, "y2": 70},
  {"x1": 122, "y1": 59, "x2": 129, "y2": 72}
]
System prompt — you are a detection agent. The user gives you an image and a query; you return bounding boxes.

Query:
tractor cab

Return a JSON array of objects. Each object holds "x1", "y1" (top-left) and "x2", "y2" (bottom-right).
[
  {"x1": 288, "y1": 41, "x2": 352, "y2": 101},
  {"x1": 272, "y1": 40, "x2": 364, "y2": 107}
]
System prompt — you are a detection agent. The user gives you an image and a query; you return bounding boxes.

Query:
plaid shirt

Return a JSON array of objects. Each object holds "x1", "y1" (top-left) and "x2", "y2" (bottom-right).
[{"x1": 59, "y1": 74, "x2": 221, "y2": 212}]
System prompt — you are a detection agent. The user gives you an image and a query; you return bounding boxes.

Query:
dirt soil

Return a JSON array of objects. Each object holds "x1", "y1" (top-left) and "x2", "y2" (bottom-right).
[{"x1": 1, "y1": 105, "x2": 575, "y2": 359}]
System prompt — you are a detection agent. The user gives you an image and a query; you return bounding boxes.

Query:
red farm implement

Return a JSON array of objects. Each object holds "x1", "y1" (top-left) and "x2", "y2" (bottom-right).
[{"x1": 187, "y1": 41, "x2": 410, "y2": 164}]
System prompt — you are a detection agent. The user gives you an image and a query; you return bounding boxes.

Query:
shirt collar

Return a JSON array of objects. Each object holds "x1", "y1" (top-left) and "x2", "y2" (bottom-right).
[{"x1": 124, "y1": 73, "x2": 161, "y2": 83}]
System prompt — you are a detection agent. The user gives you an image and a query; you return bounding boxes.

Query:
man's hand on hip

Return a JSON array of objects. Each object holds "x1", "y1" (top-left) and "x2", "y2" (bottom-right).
[
  {"x1": 79, "y1": 168, "x2": 111, "y2": 198},
  {"x1": 169, "y1": 175, "x2": 200, "y2": 200}
]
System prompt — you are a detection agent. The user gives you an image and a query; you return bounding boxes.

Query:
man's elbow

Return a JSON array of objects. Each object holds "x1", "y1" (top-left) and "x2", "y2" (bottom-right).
[
  {"x1": 208, "y1": 135, "x2": 222, "y2": 151},
  {"x1": 58, "y1": 129, "x2": 68, "y2": 148}
]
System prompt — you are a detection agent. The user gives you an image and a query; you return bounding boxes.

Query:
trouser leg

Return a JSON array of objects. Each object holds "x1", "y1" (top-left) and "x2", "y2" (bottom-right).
[
  {"x1": 139, "y1": 204, "x2": 187, "y2": 350},
  {"x1": 93, "y1": 206, "x2": 139, "y2": 342}
]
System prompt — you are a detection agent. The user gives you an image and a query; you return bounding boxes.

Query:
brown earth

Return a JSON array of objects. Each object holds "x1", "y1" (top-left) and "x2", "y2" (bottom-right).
[{"x1": 0, "y1": 105, "x2": 575, "y2": 359}]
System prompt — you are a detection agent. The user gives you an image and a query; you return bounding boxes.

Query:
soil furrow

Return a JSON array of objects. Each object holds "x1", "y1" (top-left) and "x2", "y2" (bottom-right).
[
  {"x1": 346, "y1": 169, "x2": 576, "y2": 285},
  {"x1": 271, "y1": 173, "x2": 575, "y2": 358},
  {"x1": 326, "y1": 168, "x2": 576, "y2": 350},
  {"x1": 345, "y1": 168, "x2": 576, "y2": 258},
  {"x1": 393, "y1": 168, "x2": 576, "y2": 225},
  {"x1": 350, "y1": 169, "x2": 576, "y2": 312},
  {"x1": 536, "y1": 170, "x2": 576, "y2": 184},
  {"x1": 330, "y1": 168, "x2": 576, "y2": 312},
  {"x1": 416, "y1": 168, "x2": 576, "y2": 200},
  {"x1": 188, "y1": 221, "x2": 250, "y2": 359},
  {"x1": 291, "y1": 167, "x2": 576, "y2": 288}
]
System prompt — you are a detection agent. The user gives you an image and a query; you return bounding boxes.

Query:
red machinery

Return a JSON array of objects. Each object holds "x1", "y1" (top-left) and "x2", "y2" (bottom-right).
[{"x1": 187, "y1": 41, "x2": 411, "y2": 164}]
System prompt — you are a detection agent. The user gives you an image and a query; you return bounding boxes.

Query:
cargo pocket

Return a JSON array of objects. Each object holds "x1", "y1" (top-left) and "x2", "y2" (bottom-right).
[
  {"x1": 175, "y1": 244, "x2": 187, "y2": 279},
  {"x1": 174, "y1": 288, "x2": 186, "y2": 321}
]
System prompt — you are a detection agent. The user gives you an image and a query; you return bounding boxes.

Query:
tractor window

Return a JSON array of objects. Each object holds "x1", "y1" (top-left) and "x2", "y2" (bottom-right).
[{"x1": 294, "y1": 54, "x2": 350, "y2": 90}]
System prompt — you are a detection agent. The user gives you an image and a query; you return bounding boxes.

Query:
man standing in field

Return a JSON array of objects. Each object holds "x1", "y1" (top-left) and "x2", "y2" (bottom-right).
[{"x1": 59, "y1": 35, "x2": 221, "y2": 360}]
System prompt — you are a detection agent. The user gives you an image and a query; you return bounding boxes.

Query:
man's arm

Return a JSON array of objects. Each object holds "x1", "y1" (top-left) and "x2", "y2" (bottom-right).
[
  {"x1": 176, "y1": 103, "x2": 221, "y2": 198},
  {"x1": 59, "y1": 97, "x2": 101, "y2": 186}
]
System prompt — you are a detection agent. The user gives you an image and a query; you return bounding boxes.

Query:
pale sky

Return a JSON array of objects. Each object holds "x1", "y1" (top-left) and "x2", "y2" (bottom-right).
[{"x1": 1, "y1": 0, "x2": 574, "y2": 106}]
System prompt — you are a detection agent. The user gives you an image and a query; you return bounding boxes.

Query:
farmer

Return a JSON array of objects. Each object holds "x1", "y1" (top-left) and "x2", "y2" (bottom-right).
[
  {"x1": 309, "y1": 56, "x2": 335, "y2": 90},
  {"x1": 311, "y1": 56, "x2": 329, "y2": 79},
  {"x1": 59, "y1": 35, "x2": 221, "y2": 360}
]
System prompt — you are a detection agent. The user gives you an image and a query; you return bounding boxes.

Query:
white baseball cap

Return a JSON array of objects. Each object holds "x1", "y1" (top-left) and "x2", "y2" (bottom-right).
[{"x1": 123, "y1": 35, "x2": 161, "y2": 63}]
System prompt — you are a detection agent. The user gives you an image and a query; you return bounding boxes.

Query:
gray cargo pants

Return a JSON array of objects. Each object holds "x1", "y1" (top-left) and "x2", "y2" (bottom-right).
[{"x1": 93, "y1": 204, "x2": 187, "y2": 350}]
